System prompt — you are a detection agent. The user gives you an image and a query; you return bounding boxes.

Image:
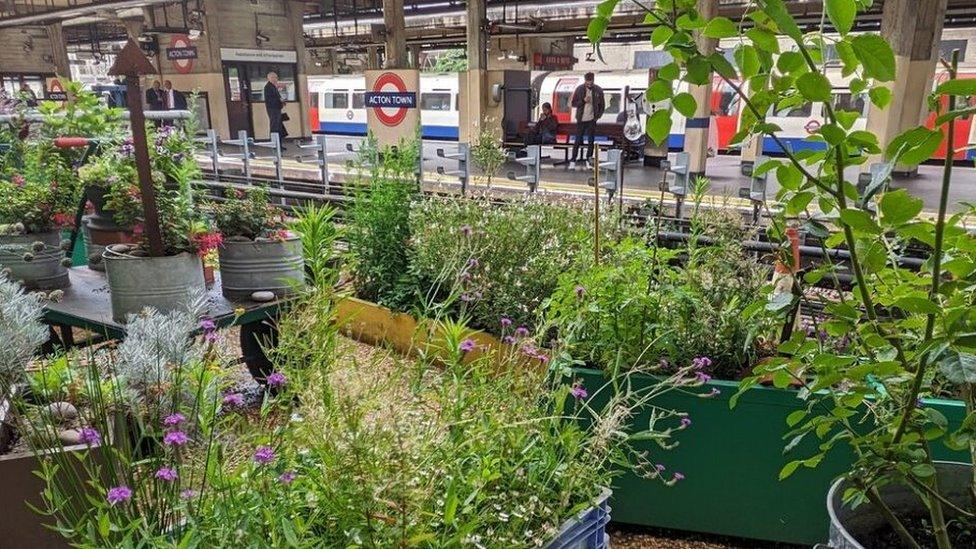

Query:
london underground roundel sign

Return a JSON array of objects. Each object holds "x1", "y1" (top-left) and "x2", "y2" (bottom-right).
[
  {"x1": 167, "y1": 35, "x2": 197, "y2": 75},
  {"x1": 365, "y1": 72, "x2": 417, "y2": 127}
]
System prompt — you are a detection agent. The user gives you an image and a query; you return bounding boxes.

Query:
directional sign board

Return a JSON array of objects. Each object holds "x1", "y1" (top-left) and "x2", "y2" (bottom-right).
[{"x1": 365, "y1": 70, "x2": 420, "y2": 146}]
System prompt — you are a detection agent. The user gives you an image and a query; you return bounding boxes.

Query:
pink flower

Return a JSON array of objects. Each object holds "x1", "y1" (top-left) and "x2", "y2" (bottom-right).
[
  {"x1": 107, "y1": 486, "x2": 132, "y2": 505},
  {"x1": 11, "y1": 174, "x2": 25, "y2": 187},
  {"x1": 266, "y1": 372, "x2": 287, "y2": 387},
  {"x1": 575, "y1": 285, "x2": 586, "y2": 299},
  {"x1": 78, "y1": 427, "x2": 101, "y2": 446},
  {"x1": 673, "y1": 472, "x2": 685, "y2": 482},
  {"x1": 223, "y1": 393, "x2": 244, "y2": 407},
  {"x1": 253, "y1": 446, "x2": 275, "y2": 464},
  {"x1": 163, "y1": 413, "x2": 185, "y2": 427},
  {"x1": 180, "y1": 489, "x2": 197, "y2": 500},
  {"x1": 155, "y1": 467, "x2": 178, "y2": 482},
  {"x1": 570, "y1": 385, "x2": 588, "y2": 399},
  {"x1": 278, "y1": 471, "x2": 297, "y2": 484},
  {"x1": 163, "y1": 431, "x2": 189, "y2": 446},
  {"x1": 680, "y1": 417, "x2": 692, "y2": 428},
  {"x1": 500, "y1": 317, "x2": 512, "y2": 328},
  {"x1": 459, "y1": 339, "x2": 476, "y2": 353},
  {"x1": 515, "y1": 326, "x2": 530, "y2": 338}
]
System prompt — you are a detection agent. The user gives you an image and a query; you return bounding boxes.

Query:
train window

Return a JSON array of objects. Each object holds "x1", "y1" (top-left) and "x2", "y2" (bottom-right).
[
  {"x1": 773, "y1": 103, "x2": 813, "y2": 117},
  {"x1": 555, "y1": 92, "x2": 571, "y2": 113},
  {"x1": 323, "y1": 90, "x2": 349, "y2": 109},
  {"x1": 605, "y1": 93, "x2": 622, "y2": 114},
  {"x1": 456, "y1": 93, "x2": 460, "y2": 111},
  {"x1": 716, "y1": 84, "x2": 740, "y2": 116},
  {"x1": 421, "y1": 92, "x2": 452, "y2": 111},
  {"x1": 834, "y1": 93, "x2": 868, "y2": 117},
  {"x1": 352, "y1": 91, "x2": 365, "y2": 109},
  {"x1": 308, "y1": 91, "x2": 319, "y2": 108}
]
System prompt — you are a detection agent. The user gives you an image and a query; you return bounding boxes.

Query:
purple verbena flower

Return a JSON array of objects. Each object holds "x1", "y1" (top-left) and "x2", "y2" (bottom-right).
[
  {"x1": 655, "y1": 464, "x2": 666, "y2": 472},
  {"x1": 459, "y1": 225, "x2": 472, "y2": 236},
  {"x1": 500, "y1": 316, "x2": 513, "y2": 328},
  {"x1": 163, "y1": 413, "x2": 185, "y2": 427},
  {"x1": 673, "y1": 472, "x2": 685, "y2": 482},
  {"x1": 459, "y1": 339, "x2": 477, "y2": 353},
  {"x1": 107, "y1": 486, "x2": 132, "y2": 506},
  {"x1": 222, "y1": 393, "x2": 244, "y2": 407},
  {"x1": 155, "y1": 467, "x2": 178, "y2": 482},
  {"x1": 570, "y1": 385, "x2": 588, "y2": 399},
  {"x1": 254, "y1": 446, "x2": 276, "y2": 464},
  {"x1": 278, "y1": 471, "x2": 297, "y2": 485},
  {"x1": 503, "y1": 335, "x2": 516, "y2": 345},
  {"x1": 163, "y1": 431, "x2": 189, "y2": 446},
  {"x1": 460, "y1": 293, "x2": 472, "y2": 302},
  {"x1": 695, "y1": 372, "x2": 712, "y2": 383},
  {"x1": 78, "y1": 427, "x2": 101, "y2": 446},
  {"x1": 180, "y1": 489, "x2": 197, "y2": 500},
  {"x1": 199, "y1": 317, "x2": 216, "y2": 332},
  {"x1": 680, "y1": 417, "x2": 692, "y2": 428},
  {"x1": 515, "y1": 326, "x2": 529, "y2": 338},
  {"x1": 691, "y1": 356, "x2": 713, "y2": 370},
  {"x1": 468, "y1": 258, "x2": 479, "y2": 268},
  {"x1": 266, "y1": 372, "x2": 287, "y2": 387},
  {"x1": 575, "y1": 285, "x2": 586, "y2": 299}
]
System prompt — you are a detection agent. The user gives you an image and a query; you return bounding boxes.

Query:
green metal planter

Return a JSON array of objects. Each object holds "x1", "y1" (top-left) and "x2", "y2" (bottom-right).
[{"x1": 572, "y1": 368, "x2": 967, "y2": 546}]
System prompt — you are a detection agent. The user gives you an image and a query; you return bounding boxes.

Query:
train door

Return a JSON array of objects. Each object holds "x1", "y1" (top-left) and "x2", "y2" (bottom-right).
[
  {"x1": 552, "y1": 77, "x2": 580, "y2": 124},
  {"x1": 927, "y1": 72, "x2": 976, "y2": 161},
  {"x1": 308, "y1": 90, "x2": 320, "y2": 133},
  {"x1": 711, "y1": 76, "x2": 741, "y2": 151}
]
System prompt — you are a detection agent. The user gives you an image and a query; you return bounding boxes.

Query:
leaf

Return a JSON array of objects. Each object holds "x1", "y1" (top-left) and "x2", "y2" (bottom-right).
[
  {"x1": 708, "y1": 52, "x2": 738, "y2": 80},
  {"x1": 777, "y1": 51, "x2": 806, "y2": 75},
  {"x1": 935, "y1": 106, "x2": 976, "y2": 125},
  {"x1": 839, "y1": 208, "x2": 881, "y2": 234},
  {"x1": 777, "y1": 164, "x2": 802, "y2": 190},
  {"x1": 869, "y1": 86, "x2": 892, "y2": 109},
  {"x1": 797, "y1": 72, "x2": 832, "y2": 102},
  {"x1": 651, "y1": 25, "x2": 674, "y2": 47},
  {"x1": 658, "y1": 62, "x2": 680, "y2": 81},
  {"x1": 735, "y1": 45, "x2": 761, "y2": 80},
  {"x1": 766, "y1": 292, "x2": 795, "y2": 312},
  {"x1": 879, "y1": 188, "x2": 923, "y2": 226},
  {"x1": 862, "y1": 161, "x2": 894, "y2": 203},
  {"x1": 826, "y1": 0, "x2": 856, "y2": 36},
  {"x1": 596, "y1": 0, "x2": 620, "y2": 18},
  {"x1": 746, "y1": 27, "x2": 780, "y2": 53},
  {"x1": 836, "y1": 40, "x2": 858, "y2": 76},
  {"x1": 685, "y1": 56, "x2": 712, "y2": 85},
  {"x1": 780, "y1": 460, "x2": 802, "y2": 480},
  {"x1": 887, "y1": 127, "x2": 943, "y2": 166},
  {"x1": 911, "y1": 463, "x2": 937, "y2": 478},
  {"x1": 787, "y1": 410, "x2": 807, "y2": 427},
  {"x1": 587, "y1": 17, "x2": 610, "y2": 44},
  {"x1": 893, "y1": 297, "x2": 941, "y2": 315},
  {"x1": 785, "y1": 191, "x2": 815, "y2": 215},
  {"x1": 646, "y1": 79, "x2": 673, "y2": 102},
  {"x1": 761, "y1": 0, "x2": 802, "y2": 39},
  {"x1": 935, "y1": 78, "x2": 976, "y2": 96},
  {"x1": 646, "y1": 108, "x2": 673, "y2": 146},
  {"x1": 851, "y1": 34, "x2": 896, "y2": 82},
  {"x1": 672, "y1": 92, "x2": 697, "y2": 118},
  {"x1": 704, "y1": 16, "x2": 739, "y2": 39},
  {"x1": 940, "y1": 350, "x2": 976, "y2": 384}
]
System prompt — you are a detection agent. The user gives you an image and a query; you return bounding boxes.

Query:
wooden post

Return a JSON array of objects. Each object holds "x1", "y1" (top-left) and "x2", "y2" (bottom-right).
[
  {"x1": 109, "y1": 40, "x2": 165, "y2": 257},
  {"x1": 593, "y1": 144, "x2": 601, "y2": 265}
]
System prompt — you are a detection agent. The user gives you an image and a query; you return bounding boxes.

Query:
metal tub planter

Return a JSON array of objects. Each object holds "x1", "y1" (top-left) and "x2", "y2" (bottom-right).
[
  {"x1": 103, "y1": 250, "x2": 206, "y2": 322},
  {"x1": 826, "y1": 462, "x2": 971, "y2": 549},
  {"x1": 217, "y1": 237, "x2": 304, "y2": 300},
  {"x1": 0, "y1": 231, "x2": 71, "y2": 291}
]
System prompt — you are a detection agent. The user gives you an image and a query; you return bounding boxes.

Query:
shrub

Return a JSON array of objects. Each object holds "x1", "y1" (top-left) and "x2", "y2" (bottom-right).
[
  {"x1": 210, "y1": 187, "x2": 286, "y2": 240},
  {"x1": 409, "y1": 193, "x2": 606, "y2": 333}
]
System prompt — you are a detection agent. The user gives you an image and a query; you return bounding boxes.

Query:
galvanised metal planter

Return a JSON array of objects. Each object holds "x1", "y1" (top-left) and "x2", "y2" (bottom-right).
[
  {"x1": 103, "y1": 250, "x2": 206, "y2": 322},
  {"x1": 571, "y1": 368, "x2": 968, "y2": 546},
  {"x1": 0, "y1": 231, "x2": 70, "y2": 290},
  {"x1": 827, "y1": 461, "x2": 971, "y2": 549},
  {"x1": 217, "y1": 237, "x2": 304, "y2": 300}
]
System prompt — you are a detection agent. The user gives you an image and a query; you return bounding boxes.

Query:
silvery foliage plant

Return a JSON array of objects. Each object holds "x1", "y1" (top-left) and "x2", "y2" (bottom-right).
[{"x1": 0, "y1": 274, "x2": 47, "y2": 390}]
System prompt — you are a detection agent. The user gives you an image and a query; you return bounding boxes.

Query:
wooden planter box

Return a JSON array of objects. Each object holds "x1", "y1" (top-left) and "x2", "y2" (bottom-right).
[{"x1": 571, "y1": 368, "x2": 968, "y2": 546}]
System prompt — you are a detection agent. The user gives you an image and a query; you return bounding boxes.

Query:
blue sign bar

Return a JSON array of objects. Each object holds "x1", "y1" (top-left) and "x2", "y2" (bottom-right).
[
  {"x1": 364, "y1": 91, "x2": 417, "y2": 108},
  {"x1": 166, "y1": 47, "x2": 199, "y2": 60}
]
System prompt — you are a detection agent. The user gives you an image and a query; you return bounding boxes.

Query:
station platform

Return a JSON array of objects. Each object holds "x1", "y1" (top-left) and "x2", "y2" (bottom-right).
[{"x1": 211, "y1": 137, "x2": 976, "y2": 215}]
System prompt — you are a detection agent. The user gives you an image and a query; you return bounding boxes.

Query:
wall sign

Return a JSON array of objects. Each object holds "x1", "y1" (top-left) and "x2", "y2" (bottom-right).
[
  {"x1": 365, "y1": 72, "x2": 416, "y2": 127},
  {"x1": 167, "y1": 35, "x2": 197, "y2": 74},
  {"x1": 46, "y1": 79, "x2": 67, "y2": 101},
  {"x1": 532, "y1": 53, "x2": 575, "y2": 71},
  {"x1": 220, "y1": 48, "x2": 297, "y2": 64}
]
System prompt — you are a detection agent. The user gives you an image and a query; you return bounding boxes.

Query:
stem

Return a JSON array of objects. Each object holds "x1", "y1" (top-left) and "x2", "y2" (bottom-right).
[{"x1": 865, "y1": 486, "x2": 923, "y2": 549}]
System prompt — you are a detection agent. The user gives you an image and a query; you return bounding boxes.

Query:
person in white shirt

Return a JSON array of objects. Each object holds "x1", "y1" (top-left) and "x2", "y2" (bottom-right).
[{"x1": 569, "y1": 72, "x2": 606, "y2": 169}]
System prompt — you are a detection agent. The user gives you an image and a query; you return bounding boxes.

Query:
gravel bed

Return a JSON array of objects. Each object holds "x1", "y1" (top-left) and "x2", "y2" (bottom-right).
[{"x1": 608, "y1": 524, "x2": 801, "y2": 548}]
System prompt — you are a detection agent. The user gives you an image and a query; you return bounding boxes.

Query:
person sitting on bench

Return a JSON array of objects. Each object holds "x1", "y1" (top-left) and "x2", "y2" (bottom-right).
[{"x1": 526, "y1": 102, "x2": 559, "y2": 145}]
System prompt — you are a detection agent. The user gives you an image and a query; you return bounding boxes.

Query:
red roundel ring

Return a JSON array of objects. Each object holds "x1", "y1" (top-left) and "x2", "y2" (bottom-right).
[
  {"x1": 804, "y1": 120, "x2": 822, "y2": 134},
  {"x1": 372, "y1": 72, "x2": 409, "y2": 127},
  {"x1": 170, "y1": 35, "x2": 194, "y2": 75}
]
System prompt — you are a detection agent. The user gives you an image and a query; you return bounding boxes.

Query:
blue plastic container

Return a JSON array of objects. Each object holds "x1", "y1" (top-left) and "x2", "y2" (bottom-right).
[{"x1": 544, "y1": 488, "x2": 612, "y2": 549}]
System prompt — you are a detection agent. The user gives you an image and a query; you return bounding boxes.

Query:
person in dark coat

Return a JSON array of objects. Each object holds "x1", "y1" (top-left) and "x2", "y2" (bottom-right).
[
  {"x1": 569, "y1": 72, "x2": 605, "y2": 168},
  {"x1": 263, "y1": 72, "x2": 287, "y2": 143},
  {"x1": 163, "y1": 80, "x2": 188, "y2": 110},
  {"x1": 526, "y1": 102, "x2": 558, "y2": 145},
  {"x1": 146, "y1": 80, "x2": 164, "y2": 111}
]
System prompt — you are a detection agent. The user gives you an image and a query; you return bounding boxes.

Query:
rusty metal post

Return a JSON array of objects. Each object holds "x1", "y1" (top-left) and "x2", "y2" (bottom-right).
[
  {"x1": 593, "y1": 144, "x2": 600, "y2": 265},
  {"x1": 109, "y1": 40, "x2": 165, "y2": 257}
]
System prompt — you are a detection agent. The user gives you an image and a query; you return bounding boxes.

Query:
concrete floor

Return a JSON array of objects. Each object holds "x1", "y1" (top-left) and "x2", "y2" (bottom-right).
[{"x1": 212, "y1": 136, "x2": 975, "y2": 214}]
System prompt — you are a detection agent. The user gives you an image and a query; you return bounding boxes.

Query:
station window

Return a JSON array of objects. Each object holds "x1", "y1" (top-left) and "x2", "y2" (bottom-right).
[
  {"x1": 604, "y1": 93, "x2": 622, "y2": 115},
  {"x1": 245, "y1": 64, "x2": 297, "y2": 103},
  {"x1": 1, "y1": 75, "x2": 46, "y2": 99},
  {"x1": 421, "y1": 92, "x2": 452, "y2": 111},
  {"x1": 352, "y1": 91, "x2": 365, "y2": 109},
  {"x1": 834, "y1": 93, "x2": 868, "y2": 117},
  {"x1": 323, "y1": 90, "x2": 349, "y2": 109}
]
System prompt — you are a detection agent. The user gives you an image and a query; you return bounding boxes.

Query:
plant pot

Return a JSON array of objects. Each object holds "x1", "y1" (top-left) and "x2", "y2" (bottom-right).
[
  {"x1": 827, "y1": 461, "x2": 972, "y2": 549},
  {"x1": 545, "y1": 488, "x2": 612, "y2": 548},
  {"x1": 0, "y1": 231, "x2": 70, "y2": 290},
  {"x1": 83, "y1": 216, "x2": 136, "y2": 272},
  {"x1": 84, "y1": 186, "x2": 122, "y2": 232},
  {"x1": 103, "y1": 251, "x2": 206, "y2": 323},
  {"x1": 217, "y1": 237, "x2": 304, "y2": 300}
]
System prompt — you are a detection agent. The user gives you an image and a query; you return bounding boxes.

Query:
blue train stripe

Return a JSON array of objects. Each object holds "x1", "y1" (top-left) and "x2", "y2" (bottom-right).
[
  {"x1": 762, "y1": 137, "x2": 828, "y2": 154},
  {"x1": 318, "y1": 122, "x2": 458, "y2": 140}
]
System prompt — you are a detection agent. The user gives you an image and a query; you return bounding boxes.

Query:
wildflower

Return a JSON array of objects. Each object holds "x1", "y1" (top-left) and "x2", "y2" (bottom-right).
[
  {"x1": 515, "y1": 326, "x2": 530, "y2": 338},
  {"x1": 180, "y1": 489, "x2": 197, "y2": 500},
  {"x1": 266, "y1": 372, "x2": 287, "y2": 387},
  {"x1": 278, "y1": 471, "x2": 297, "y2": 485},
  {"x1": 680, "y1": 417, "x2": 692, "y2": 428},
  {"x1": 673, "y1": 472, "x2": 685, "y2": 482},
  {"x1": 155, "y1": 467, "x2": 178, "y2": 482},
  {"x1": 253, "y1": 446, "x2": 276, "y2": 464},
  {"x1": 163, "y1": 431, "x2": 189, "y2": 446},
  {"x1": 574, "y1": 285, "x2": 586, "y2": 299},
  {"x1": 107, "y1": 486, "x2": 132, "y2": 506},
  {"x1": 503, "y1": 335, "x2": 516, "y2": 345},
  {"x1": 695, "y1": 372, "x2": 712, "y2": 383},
  {"x1": 234, "y1": 307, "x2": 245, "y2": 317},
  {"x1": 199, "y1": 317, "x2": 216, "y2": 333},
  {"x1": 459, "y1": 339, "x2": 477, "y2": 353},
  {"x1": 460, "y1": 293, "x2": 472, "y2": 302},
  {"x1": 459, "y1": 225, "x2": 472, "y2": 236},
  {"x1": 78, "y1": 427, "x2": 101, "y2": 446},
  {"x1": 655, "y1": 464, "x2": 666, "y2": 472},
  {"x1": 468, "y1": 258, "x2": 479, "y2": 268},
  {"x1": 222, "y1": 393, "x2": 244, "y2": 407},
  {"x1": 570, "y1": 385, "x2": 588, "y2": 400},
  {"x1": 11, "y1": 174, "x2": 25, "y2": 187},
  {"x1": 163, "y1": 413, "x2": 185, "y2": 427},
  {"x1": 691, "y1": 356, "x2": 713, "y2": 370},
  {"x1": 500, "y1": 316, "x2": 513, "y2": 328},
  {"x1": 702, "y1": 387, "x2": 721, "y2": 398}
]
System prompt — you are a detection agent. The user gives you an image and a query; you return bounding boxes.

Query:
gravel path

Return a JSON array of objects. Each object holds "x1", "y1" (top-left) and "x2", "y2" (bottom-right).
[{"x1": 608, "y1": 525, "x2": 801, "y2": 548}]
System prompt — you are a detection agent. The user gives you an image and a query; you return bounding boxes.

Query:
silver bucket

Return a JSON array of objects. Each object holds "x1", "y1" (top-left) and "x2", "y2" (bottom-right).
[
  {"x1": 82, "y1": 217, "x2": 105, "y2": 272},
  {"x1": 0, "y1": 231, "x2": 70, "y2": 291},
  {"x1": 217, "y1": 238, "x2": 304, "y2": 300},
  {"x1": 103, "y1": 251, "x2": 206, "y2": 322},
  {"x1": 826, "y1": 461, "x2": 972, "y2": 548}
]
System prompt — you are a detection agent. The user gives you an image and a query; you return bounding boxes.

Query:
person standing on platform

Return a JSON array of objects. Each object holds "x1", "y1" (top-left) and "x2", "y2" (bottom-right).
[
  {"x1": 264, "y1": 72, "x2": 287, "y2": 148},
  {"x1": 163, "y1": 80, "x2": 188, "y2": 111},
  {"x1": 569, "y1": 72, "x2": 605, "y2": 170},
  {"x1": 146, "y1": 80, "x2": 165, "y2": 111}
]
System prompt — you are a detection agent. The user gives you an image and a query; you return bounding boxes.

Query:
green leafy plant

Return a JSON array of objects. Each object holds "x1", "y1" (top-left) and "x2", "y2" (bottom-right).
[
  {"x1": 470, "y1": 124, "x2": 506, "y2": 189},
  {"x1": 589, "y1": 0, "x2": 976, "y2": 546},
  {"x1": 291, "y1": 202, "x2": 341, "y2": 287},
  {"x1": 210, "y1": 187, "x2": 286, "y2": 240}
]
